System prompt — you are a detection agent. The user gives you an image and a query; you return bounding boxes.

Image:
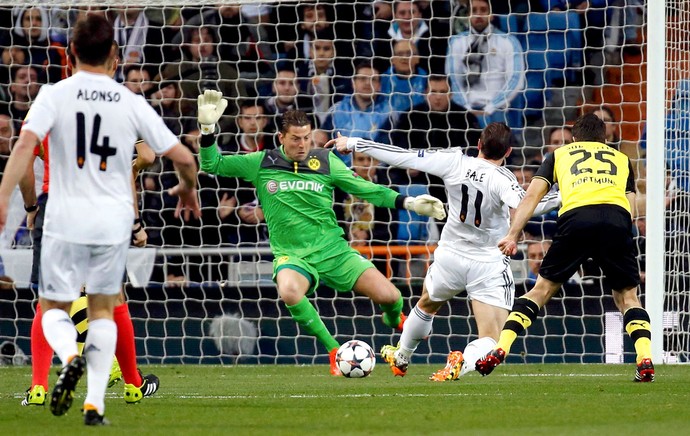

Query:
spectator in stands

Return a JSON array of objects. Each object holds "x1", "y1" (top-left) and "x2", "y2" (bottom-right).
[
  {"x1": 123, "y1": 64, "x2": 152, "y2": 96},
  {"x1": 332, "y1": 150, "x2": 400, "y2": 274},
  {"x1": 664, "y1": 80, "x2": 690, "y2": 195},
  {"x1": 320, "y1": 62, "x2": 394, "y2": 166},
  {"x1": 112, "y1": 7, "x2": 165, "y2": 78},
  {"x1": 603, "y1": 0, "x2": 645, "y2": 64},
  {"x1": 0, "y1": 112, "x2": 13, "y2": 176},
  {"x1": 372, "y1": 0, "x2": 447, "y2": 74},
  {"x1": 219, "y1": 99, "x2": 276, "y2": 154},
  {"x1": 163, "y1": 25, "x2": 247, "y2": 121},
  {"x1": 279, "y1": 1, "x2": 357, "y2": 66},
  {"x1": 233, "y1": 3, "x2": 281, "y2": 95},
  {"x1": 446, "y1": 0, "x2": 525, "y2": 128},
  {"x1": 8, "y1": 64, "x2": 42, "y2": 133},
  {"x1": 380, "y1": 39, "x2": 428, "y2": 115},
  {"x1": 265, "y1": 62, "x2": 315, "y2": 131},
  {"x1": 336, "y1": 151, "x2": 399, "y2": 246},
  {"x1": 0, "y1": 6, "x2": 63, "y2": 84},
  {"x1": 173, "y1": 6, "x2": 245, "y2": 64},
  {"x1": 450, "y1": 0, "x2": 471, "y2": 34},
  {"x1": 660, "y1": 81, "x2": 690, "y2": 288},
  {"x1": 540, "y1": 0, "x2": 607, "y2": 88},
  {"x1": 392, "y1": 74, "x2": 480, "y2": 151},
  {"x1": 296, "y1": 28, "x2": 352, "y2": 125},
  {"x1": 282, "y1": 2, "x2": 330, "y2": 62},
  {"x1": 509, "y1": 163, "x2": 536, "y2": 191},
  {"x1": 525, "y1": 238, "x2": 552, "y2": 286},
  {"x1": 542, "y1": 125, "x2": 574, "y2": 157},
  {"x1": 591, "y1": 106, "x2": 620, "y2": 147},
  {"x1": 149, "y1": 79, "x2": 198, "y2": 148},
  {"x1": 217, "y1": 100, "x2": 272, "y2": 247}
]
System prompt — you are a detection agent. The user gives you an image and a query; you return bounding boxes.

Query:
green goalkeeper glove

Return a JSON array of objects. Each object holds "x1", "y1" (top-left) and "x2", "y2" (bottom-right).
[
  {"x1": 404, "y1": 194, "x2": 446, "y2": 220},
  {"x1": 197, "y1": 90, "x2": 228, "y2": 135}
]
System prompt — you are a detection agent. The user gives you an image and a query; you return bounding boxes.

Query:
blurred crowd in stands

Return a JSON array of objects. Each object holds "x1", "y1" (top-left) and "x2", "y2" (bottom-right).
[{"x1": 0, "y1": 1, "x2": 682, "y2": 286}]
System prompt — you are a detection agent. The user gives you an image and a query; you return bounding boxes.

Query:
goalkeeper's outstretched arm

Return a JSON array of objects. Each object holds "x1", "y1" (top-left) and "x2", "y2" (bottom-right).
[{"x1": 329, "y1": 153, "x2": 446, "y2": 221}]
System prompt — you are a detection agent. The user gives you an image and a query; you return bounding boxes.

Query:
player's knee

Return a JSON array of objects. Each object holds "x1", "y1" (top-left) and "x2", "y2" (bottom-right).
[{"x1": 277, "y1": 283, "x2": 307, "y2": 306}]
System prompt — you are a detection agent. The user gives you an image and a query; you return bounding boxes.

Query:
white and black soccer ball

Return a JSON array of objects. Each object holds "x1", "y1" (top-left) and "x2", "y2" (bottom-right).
[{"x1": 336, "y1": 340, "x2": 376, "y2": 378}]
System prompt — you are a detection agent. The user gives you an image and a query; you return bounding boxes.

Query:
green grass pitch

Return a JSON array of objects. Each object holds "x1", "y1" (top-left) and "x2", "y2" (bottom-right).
[{"x1": 2, "y1": 363, "x2": 689, "y2": 435}]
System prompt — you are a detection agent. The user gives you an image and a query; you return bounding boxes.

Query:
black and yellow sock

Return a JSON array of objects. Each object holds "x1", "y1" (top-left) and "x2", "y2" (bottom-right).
[
  {"x1": 624, "y1": 307, "x2": 652, "y2": 364},
  {"x1": 379, "y1": 295, "x2": 404, "y2": 329},
  {"x1": 496, "y1": 297, "x2": 541, "y2": 354},
  {"x1": 286, "y1": 297, "x2": 339, "y2": 351}
]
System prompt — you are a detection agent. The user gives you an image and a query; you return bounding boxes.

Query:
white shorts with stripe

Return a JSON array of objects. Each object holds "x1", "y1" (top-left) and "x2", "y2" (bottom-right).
[
  {"x1": 39, "y1": 234, "x2": 128, "y2": 302},
  {"x1": 424, "y1": 245, "x2": 515, "y2": 310}
]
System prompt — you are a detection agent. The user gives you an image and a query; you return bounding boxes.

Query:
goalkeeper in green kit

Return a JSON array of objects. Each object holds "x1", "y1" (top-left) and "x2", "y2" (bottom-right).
[{"x1": 196, "y1": 90, "x2": 446, "y2": 375}]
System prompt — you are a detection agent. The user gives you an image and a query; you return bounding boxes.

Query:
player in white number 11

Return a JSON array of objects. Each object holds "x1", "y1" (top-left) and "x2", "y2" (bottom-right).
[{"x1": 327, "y1": 123, "x2": 560, "y2": 380}]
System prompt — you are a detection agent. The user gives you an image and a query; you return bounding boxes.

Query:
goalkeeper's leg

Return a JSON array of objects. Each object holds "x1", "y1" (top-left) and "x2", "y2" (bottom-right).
[
  {"x1": 277, "y1": 268, "x2": 341, "y2": 374},
  {"x1": 352, "y1": 268, "x2": 406, "y2": 331}
]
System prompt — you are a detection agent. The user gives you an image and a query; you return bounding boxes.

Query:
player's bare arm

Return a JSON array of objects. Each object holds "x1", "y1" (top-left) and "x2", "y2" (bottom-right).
[
  {"x1": 131, "y1": 141, "x2": 155, "y2": 247},
  {"x1": 133, "y1": 140, "x2": 155, "y2": 174},
  {"x1": 626, "y1": 191, "x2": 637, "y2": 219},
  {"x1": 498, "y1": 177, "x2": 550, "y2": 256},
  {"x1": 18, "y1": 153, "x2": 38, "y2": 230},
  {"x1": 164, "y1": 144, "x2": 201, "y2": 221},
  {"x1": 0, "y1": 129, "x2": 41, "y2": 231}
]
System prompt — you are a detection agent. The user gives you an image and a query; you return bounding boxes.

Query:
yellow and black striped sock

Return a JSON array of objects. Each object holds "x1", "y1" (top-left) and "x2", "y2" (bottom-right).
[
  {"x1": 624, "y1": 307, "x2": 652, "y2": 364},
  {"x1": 496, "y1": 297, "x2": 540, "y2": 355}
]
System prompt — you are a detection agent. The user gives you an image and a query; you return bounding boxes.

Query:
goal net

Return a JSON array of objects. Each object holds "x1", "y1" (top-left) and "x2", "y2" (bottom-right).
[{"x1": 0, "y1": 1, "x2": 682, "y2": 367}]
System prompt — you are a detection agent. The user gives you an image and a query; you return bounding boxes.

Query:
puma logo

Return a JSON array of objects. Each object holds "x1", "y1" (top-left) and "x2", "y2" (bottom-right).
[
  {"x1": 514, "y1": 313, "x2": 530, "y2": 324},
  {"x1": 629, "y1": 321, "x2": 649, "y2": 328}
]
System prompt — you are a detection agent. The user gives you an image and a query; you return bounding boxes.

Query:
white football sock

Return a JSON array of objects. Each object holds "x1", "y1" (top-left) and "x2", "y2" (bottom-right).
[
  {"x1": 83, "y1": 318, "x2": 117, "y2": 415},
  {"x1": 41, "y1": 308, "x2": 78, "y2": 366},
  {"x1": 398, "y1": 305, "x2": 434, "y2": 358},
  {"x1": 461, "y1": 337, "x2": 497, "y2": 376}
]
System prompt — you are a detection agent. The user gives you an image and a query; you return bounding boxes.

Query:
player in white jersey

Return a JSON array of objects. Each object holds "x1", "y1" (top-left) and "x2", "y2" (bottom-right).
[
  {"x1": 327, "y1": 123, "x2": 560, "y2": 380},
  {"x1": 0, "y1": 15, "x2": 200, "y2": 425}
]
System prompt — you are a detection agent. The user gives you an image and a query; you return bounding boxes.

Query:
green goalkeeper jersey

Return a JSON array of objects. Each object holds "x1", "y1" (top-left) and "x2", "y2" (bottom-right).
[{"x1": 199, "y1": 144, "x2": 402, "y2": 257}]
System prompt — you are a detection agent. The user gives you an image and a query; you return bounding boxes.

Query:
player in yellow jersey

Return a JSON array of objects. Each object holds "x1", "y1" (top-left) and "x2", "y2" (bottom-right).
[
  {"x1": 69, "y1": 291, "x2": 123, "y2": 387},
  {"x1": 476, "y1": 113, "x2": 655, "y2": 382}
]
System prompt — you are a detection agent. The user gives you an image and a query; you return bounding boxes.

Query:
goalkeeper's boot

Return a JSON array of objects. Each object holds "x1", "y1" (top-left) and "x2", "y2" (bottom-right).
[
  {"x1": 429, "y1": 351, "x2": 465, "y2": 382},
  {"x1": 21, "y1": 385, "x2": 46, "y2": 406},
  {"x1": 50, "y1": 355, "x2": 86, "y2": 416},
  {"x1": 382, "y1": 312, "x2": 407, "y2": 332},
  {"x1": 634, "y1": 358, "x2": 655, "y2": 383},
  {"x1": 475, "y1": 348, "x2": 506, "y2": 377},
  {"x1": 107, "y1": 359, "x2": 123, "y2": 388},
  {"x1": 124, "y1": 371, "x2": 160, "y2": 404},
  {"x1": 83, "y1": 404, "x2": 110, "y2": 426},
  {"x1": 328, "y1": 347, "x2": 341, "y2": 376},
  {"x1": 396, "y1": 312, "x2": 408, "y2": 332},
  {"x1": 380, "y1": 344, "x2": 408, "y2": 377}
]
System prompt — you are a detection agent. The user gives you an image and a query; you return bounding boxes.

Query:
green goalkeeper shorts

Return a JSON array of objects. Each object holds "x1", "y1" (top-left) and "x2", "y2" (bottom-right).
[{"x1": 273, "y1": 238, "x2": 375, "y2": 294}]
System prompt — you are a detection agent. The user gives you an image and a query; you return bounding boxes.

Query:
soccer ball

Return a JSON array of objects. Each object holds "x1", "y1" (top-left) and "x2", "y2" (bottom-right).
[{"x1": 336, "y1": 340, "x2": 376, "y2": 378}]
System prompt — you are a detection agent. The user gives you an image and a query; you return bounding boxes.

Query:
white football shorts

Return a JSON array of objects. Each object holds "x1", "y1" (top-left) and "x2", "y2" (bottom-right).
[
  {"x1": 39, "y1": 234, "x2": 128, "y2": 302},
  {"x1": 424, "y1": 246, "x2": 515, "y2": 310}
]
